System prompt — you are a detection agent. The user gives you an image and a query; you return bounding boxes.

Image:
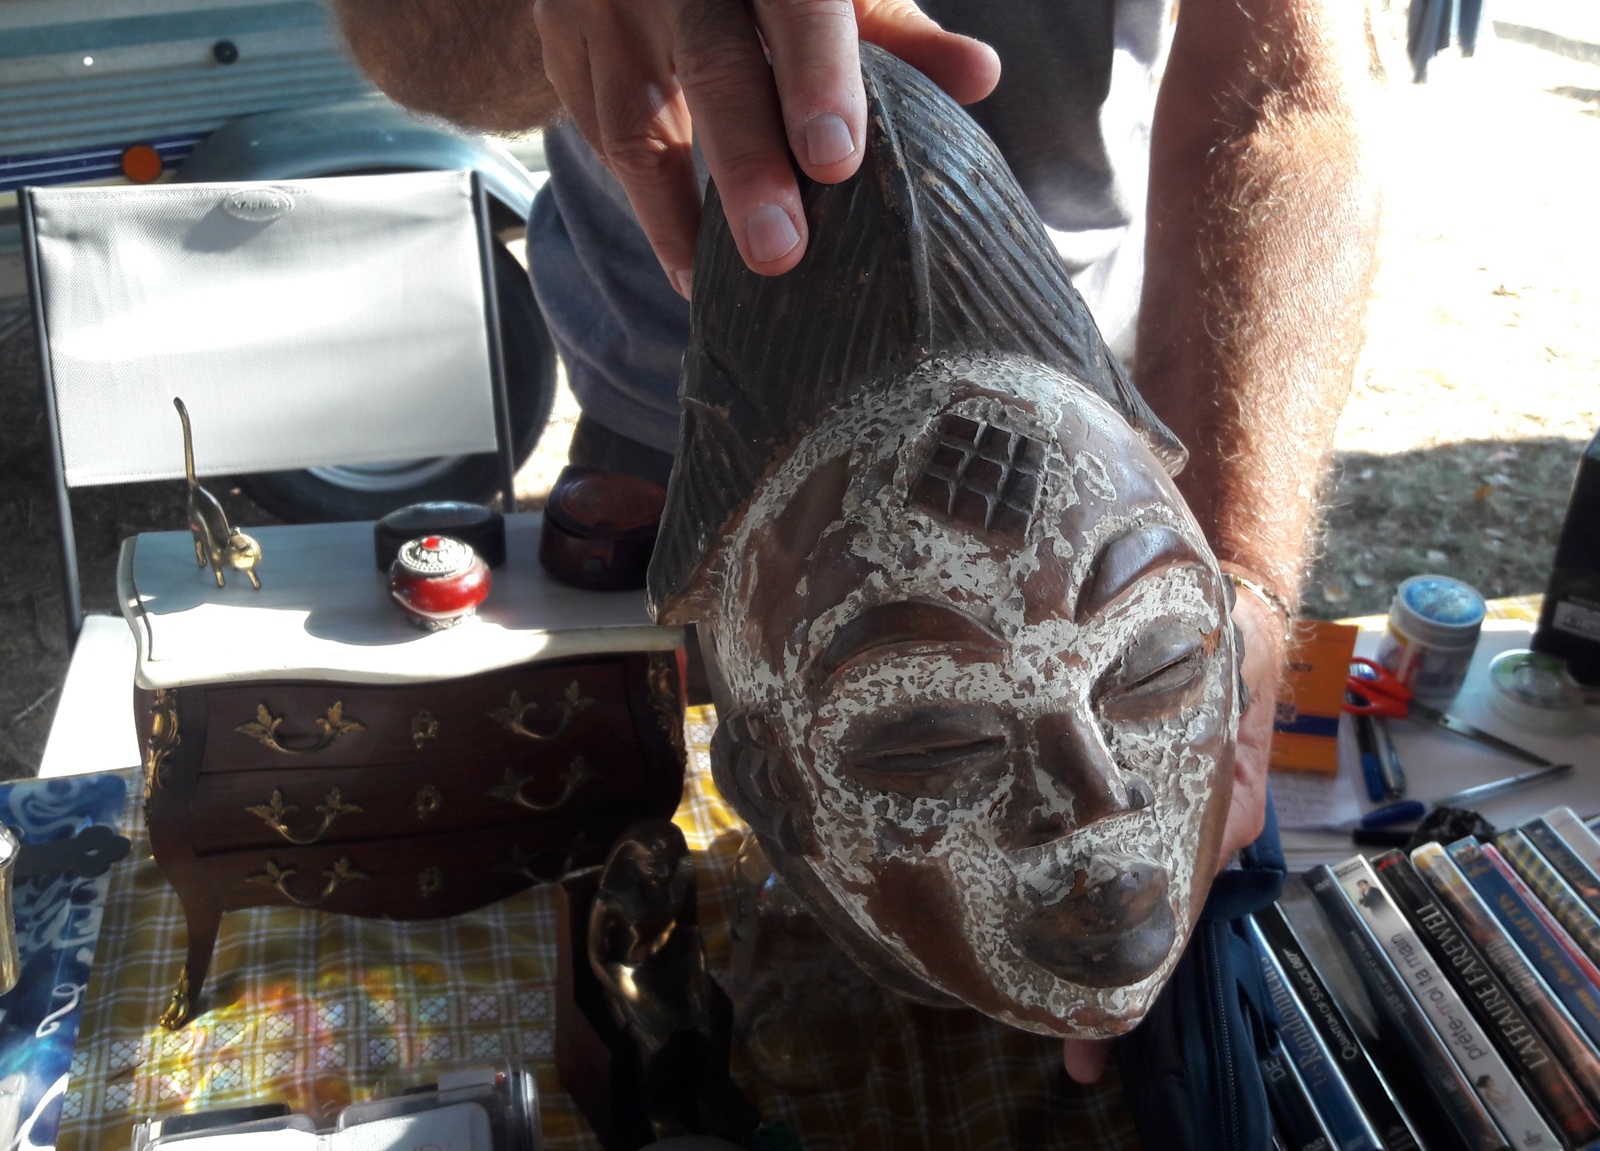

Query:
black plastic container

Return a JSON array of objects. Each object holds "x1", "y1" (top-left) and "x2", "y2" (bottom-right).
[{"x1": 1532, "y1": 426, "x2": 1600, "y2": 685}]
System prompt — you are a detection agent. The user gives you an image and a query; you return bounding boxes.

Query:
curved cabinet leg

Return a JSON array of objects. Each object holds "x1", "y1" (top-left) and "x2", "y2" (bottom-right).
[{"x1": 160, "y1": 900, "x2": 222, "y2": 1031}]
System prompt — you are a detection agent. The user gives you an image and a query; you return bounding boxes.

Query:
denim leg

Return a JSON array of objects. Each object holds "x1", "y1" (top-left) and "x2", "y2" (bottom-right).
[
  {"x1": 1407, "y1": 0, "x2": 1450, "y2": 81},
  {"x1": 1458, "y1": 0, "x2": 1484, "y2": 55}
]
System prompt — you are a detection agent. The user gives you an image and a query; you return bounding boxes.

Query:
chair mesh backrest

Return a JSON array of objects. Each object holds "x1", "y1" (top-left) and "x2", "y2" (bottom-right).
[{"x1": 27, "y1": 170, "x2": 500, "y2": 487}]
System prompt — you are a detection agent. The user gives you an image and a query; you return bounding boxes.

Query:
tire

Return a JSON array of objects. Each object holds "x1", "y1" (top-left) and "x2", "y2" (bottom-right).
[{"x1": 236, "y1": 241, "x2": 557, "y2": 522}]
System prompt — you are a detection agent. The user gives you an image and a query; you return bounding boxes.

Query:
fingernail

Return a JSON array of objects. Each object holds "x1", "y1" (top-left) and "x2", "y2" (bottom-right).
[
  {"x1": 745, "y1": 203, "x2": 801, "y2": 265},
  {"x1": 671, "y1": 269, "x2": 692, "y2": 300},
  {"x1": 804, "y1": 112, "x2": 855, "y2": 167}
]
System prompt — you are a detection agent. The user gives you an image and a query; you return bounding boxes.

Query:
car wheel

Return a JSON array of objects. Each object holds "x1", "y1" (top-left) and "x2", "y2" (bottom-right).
[{"x1": 236, "y1": 241, "x2": 556, "y2": 522}]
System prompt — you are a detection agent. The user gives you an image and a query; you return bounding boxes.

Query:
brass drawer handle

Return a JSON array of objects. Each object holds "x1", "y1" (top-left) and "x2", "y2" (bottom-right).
[
  {"x1": 499, "y1": 842, "x2": 584, "y2": 885},
  {"x1": 486, "y1": 757, "x2": 596, "y2": 813},
  {"x1": 499, "y1": 846, "x2": 545, "y2": 884},
  {"x1": 490, "y1": 682, "x2": 595, "y2": 743},
  {"x1": 247, "y1": 857, "x2": 366, "y2": 907},
  {"x1": 246, "y1": 787, "x2": 364, "y2": 845},
  {"x1": 236, "y1": 702, "x2": 364, "y2": 756}
]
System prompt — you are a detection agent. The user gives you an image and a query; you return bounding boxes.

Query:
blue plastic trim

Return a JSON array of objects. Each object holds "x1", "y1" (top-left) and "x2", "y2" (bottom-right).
[{"x1": 0, "y1": 136, "x2": 200, "y2": 194}]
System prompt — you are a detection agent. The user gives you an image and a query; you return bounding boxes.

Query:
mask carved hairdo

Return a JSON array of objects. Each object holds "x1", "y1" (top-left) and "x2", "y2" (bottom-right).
[
  {"x1": 645, "y1": 44, "x2": 1239, "y2": 1040},
  {"x1": 648, "y1": 45, "x2": 1185, "y2": 622}
]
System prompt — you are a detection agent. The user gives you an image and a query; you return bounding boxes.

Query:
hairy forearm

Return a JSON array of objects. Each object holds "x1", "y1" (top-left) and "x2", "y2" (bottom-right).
[
  {"x1": 334, "y1": 0, "x2": 561, "y2": 132},
  {"x1": 1136, "y1": 0, "x2": 1380, "y2": 618}
]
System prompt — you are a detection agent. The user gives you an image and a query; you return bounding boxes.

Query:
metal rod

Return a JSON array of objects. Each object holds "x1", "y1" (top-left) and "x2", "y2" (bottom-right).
[
  {"x1": 18, "y1": 187, "x2": 84, "y2": 650},
  {"x1": 1433, "y1": 762, "x2": 1573, "y2": 810}
]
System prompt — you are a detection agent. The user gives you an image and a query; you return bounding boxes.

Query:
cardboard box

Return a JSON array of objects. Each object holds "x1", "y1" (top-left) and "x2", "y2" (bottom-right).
[{"x1": 1270, "y1": 620, "x2": 1359, "y2": 776}]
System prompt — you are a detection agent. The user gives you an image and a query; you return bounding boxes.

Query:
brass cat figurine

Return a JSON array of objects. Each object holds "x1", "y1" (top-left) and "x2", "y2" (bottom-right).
[{"x1": 174, "y1": 397, "x2": 262, "y2": 589}]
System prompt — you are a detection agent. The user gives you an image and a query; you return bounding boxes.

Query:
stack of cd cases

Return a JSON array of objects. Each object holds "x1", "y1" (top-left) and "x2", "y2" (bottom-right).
[{"x1": 1263, "y1": 804, "x2": 1600, "y2": 1151}]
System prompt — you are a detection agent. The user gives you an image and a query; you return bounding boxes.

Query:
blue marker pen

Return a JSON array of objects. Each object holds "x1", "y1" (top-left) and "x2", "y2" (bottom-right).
[
  {"x1": 1361, "y1": 800, "x2": 1426, "y2": 828},
  {"x1": 1373, "y1": 717, "x2": 1406, "y2": 799},
  {"x1": 1351, "y1": 711, "x2": 1388, "y2": 803}
]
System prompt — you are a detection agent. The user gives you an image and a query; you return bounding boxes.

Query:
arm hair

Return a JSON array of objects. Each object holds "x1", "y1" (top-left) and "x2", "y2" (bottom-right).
[
  {"x1": 1136, "y1": 0, "x2": 1381, "y2": 642},
  {"x1": 333, "y1": 0, "x2": 563, "y2": 132}
]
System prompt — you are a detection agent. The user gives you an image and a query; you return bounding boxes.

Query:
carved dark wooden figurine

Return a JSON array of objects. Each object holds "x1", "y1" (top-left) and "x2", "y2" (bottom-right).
[
  {"x1": 648, "y1": 46, "x2": 1241, "y2": 1039},
  {"x1": 587, "y1": 820, "x2": 758, "y2": 1142}
]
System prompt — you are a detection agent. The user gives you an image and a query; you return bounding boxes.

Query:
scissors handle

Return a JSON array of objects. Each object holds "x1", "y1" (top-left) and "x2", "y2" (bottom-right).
[
  {"x1": 1343, "y1": 687, "x2": 1409, "y2": 719},
  {"x1": 1344, "y1": 657, "x2": 1413, "y2": 718},
  {"x1": 1343, "y1": 695, "x2": 1403, "y2": 718},
  {"x1": 1349, "y1": 657, "x2": 1413, "y2": 698}
]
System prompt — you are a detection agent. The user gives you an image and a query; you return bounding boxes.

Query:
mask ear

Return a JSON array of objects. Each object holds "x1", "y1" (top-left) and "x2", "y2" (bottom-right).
[{"x1": 710, "y1": 709, "x2": 818, "y2": 858}]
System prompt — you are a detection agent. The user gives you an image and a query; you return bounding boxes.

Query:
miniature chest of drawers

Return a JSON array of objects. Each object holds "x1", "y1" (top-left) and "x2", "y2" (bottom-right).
[{"x1": 120, "y1": 515, "x2": 686, "y2": 1029}]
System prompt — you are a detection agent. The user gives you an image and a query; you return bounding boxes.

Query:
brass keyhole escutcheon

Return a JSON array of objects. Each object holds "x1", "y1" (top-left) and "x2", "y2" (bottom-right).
[
  {"x1": 419, "y1": 867, "x2": 444, "y2": 899},
  {"x1": 415, "y1": 785, "x2": 443, "y2": 821},
  {"x1": 411, "y1": 711, "x2": 438, "y2": 749}
]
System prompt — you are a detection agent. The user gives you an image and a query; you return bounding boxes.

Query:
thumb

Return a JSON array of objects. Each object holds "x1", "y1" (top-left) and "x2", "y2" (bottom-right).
[
  {"x1": 855, "y1": 0, "x2": 1001, "y2": 105},
  {"x1": 1063, "y1": 1037, "x2": 1113, "y2": 1084}
]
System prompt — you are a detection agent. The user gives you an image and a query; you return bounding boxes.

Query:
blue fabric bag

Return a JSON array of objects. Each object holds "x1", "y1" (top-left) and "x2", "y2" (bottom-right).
[{"x1": 1116, "y1": 793, "x2": 1288, "y2": 1150}]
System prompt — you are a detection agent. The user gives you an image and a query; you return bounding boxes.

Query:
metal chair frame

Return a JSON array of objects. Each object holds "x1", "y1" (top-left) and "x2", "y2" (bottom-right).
[{"x1": 19, "y1": 170, "x2": 519, "y2": 649}]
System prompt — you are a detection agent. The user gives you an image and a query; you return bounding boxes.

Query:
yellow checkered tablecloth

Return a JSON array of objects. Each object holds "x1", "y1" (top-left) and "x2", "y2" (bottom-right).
[{"x1": 56, "y1": 708, "x2": 1136, "y2": 1151}]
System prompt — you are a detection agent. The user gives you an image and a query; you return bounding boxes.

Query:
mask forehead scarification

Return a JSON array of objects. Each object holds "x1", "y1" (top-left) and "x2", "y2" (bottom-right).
[{"x1": 909, "y1": 412, "x2": 1050, "y2": 543}]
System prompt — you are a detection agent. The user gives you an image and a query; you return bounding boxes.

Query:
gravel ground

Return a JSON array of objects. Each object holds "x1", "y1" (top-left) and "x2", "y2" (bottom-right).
[
  {"x1": 1, "y1": 16, "x2": 1597, "y2": 778},
  {"x1": 1310, "y1": 12, "x2": 1600, "y2": 612}
]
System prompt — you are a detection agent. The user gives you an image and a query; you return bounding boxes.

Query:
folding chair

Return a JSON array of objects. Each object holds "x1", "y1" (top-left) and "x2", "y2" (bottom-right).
[{"x1": 19, "y1": 170, "x2": 521, "y2": 774}]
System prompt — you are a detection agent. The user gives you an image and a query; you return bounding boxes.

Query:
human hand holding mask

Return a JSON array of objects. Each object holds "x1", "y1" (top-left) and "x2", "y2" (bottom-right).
[{"x1": 647, "y1": 45, "x2": 1244, "y2": 1040}]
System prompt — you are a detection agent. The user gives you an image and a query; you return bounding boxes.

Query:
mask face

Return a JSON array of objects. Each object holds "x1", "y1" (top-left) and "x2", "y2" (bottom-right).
[{"x1": 706, "y1": 356, "x2": 1237, "y2": 1038}]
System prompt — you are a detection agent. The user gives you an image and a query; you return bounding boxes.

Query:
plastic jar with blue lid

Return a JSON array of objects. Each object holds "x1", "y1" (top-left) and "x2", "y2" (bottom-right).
[{"x1": 1375, "y1": 574, "x2": 1487, "y2": 700}]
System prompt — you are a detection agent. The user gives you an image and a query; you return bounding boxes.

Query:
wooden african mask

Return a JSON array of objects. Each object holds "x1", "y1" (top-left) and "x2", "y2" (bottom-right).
[{"x1": 647, "y1": 45, "x2": 1241, "y2": 1039}]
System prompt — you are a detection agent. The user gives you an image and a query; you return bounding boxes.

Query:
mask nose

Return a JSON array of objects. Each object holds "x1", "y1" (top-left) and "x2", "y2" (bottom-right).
[{"x1": 1027, "y1": 713, "x2": 1150, "y2": 835}]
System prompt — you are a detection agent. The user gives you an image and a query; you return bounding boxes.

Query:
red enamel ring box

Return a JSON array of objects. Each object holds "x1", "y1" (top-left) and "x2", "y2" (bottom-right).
[{"x1": 388, "y1": 535, "x2": 491, "y2": 629}]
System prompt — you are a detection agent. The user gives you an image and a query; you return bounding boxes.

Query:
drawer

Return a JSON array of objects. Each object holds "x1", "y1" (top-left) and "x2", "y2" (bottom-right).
[
  {"x1": 191, "y1": 823, "x2": 595, "y2": 920},
  {"x1": 183, "y1": 743, "x2": 659, "y2": 856},
  {"x1": 201, "y1": 658, "x2": 628, "y2": 772}
]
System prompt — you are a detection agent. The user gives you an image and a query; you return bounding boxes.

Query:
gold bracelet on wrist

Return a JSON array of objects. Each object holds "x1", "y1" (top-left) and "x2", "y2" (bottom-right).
[{"x1": 1224, "y1": 570, "x2": 1297, "y2": 644}]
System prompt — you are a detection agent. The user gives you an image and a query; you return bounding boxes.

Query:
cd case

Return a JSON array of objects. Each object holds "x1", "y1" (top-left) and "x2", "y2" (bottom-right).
[{"x1": 130, "y1": 1064, "x2": 540, "y2": 1151}]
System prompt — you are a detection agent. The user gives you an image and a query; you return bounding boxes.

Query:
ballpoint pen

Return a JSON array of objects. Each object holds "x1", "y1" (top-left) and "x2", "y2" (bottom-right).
[
  {"x1": 1357, "y1": 761, "x2": 1574, "y2": 832},
  {"x1": 1345, "y1": 655, "x2": 1575, "y2": 832}
]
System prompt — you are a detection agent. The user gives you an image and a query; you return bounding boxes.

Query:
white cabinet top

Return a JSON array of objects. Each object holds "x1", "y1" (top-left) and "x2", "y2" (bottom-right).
[{"x1": 120, "y1": 513, "x2": 681, "y2": 690}]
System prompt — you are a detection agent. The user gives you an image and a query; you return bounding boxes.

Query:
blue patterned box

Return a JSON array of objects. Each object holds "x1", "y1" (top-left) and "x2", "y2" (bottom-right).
[{"x1": 0, "y1": 773, "x2": 129, "y2": 1150}]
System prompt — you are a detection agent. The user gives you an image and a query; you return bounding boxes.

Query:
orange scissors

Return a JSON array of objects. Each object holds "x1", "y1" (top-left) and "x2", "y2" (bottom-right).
[{"x1": 1344, "y1": 657, "x2": 1413, "y2": 719}]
